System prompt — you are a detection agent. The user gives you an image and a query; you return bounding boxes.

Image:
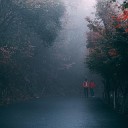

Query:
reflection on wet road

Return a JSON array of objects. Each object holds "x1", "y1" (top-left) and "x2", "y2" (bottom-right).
[{"x1": 0, "y1": 98, "x2": 127, "y2": 128}]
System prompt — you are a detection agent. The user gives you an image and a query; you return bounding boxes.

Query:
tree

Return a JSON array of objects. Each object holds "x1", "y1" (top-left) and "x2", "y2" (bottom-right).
[
  {"x1": 0, "y1": 0, "x2": 65, "y2": 105},
  {"x1": 86, "y1": 0, "x2": 128, "y2": 113}
]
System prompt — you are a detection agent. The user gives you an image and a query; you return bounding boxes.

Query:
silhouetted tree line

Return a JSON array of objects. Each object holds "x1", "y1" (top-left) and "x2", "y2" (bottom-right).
[
  {"x1": 0, "y1": 0, "x2": 65, "y2": 105},
  {"x1": 86, "y1": 0, "x2": 128, "y2": 115}
]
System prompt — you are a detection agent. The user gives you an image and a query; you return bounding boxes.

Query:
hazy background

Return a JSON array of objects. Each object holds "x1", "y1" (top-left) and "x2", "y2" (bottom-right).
[{"x1": 39, "y1": 0, "x2": 103, "y2": 97}]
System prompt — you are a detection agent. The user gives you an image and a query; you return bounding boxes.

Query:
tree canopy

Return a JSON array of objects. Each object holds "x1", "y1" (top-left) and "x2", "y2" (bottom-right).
[
  {"x1": 86, "y1": 0, "x2": 128, "y2": 114},
  {"x1": 0, "y1": 0, "x2": 65, "y2": 104}
]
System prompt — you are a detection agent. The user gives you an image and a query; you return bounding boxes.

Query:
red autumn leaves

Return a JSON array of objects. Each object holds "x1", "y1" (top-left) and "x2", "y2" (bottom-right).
[
  {"x1": 108, "y1": 48, "x2": 118, "y2": 57},
  {"x1": 111, "y1": 2, "x2": 128, "y2": 32}
]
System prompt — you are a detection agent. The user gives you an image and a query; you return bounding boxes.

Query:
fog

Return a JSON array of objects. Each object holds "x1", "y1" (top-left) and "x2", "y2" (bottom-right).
[
  {"x1": 0, "y1": 1, "x2": 128, "y2": 127},
  {"x1": 0, "y1": 0, "x2": 103, "y2": 104},
  {"x1": 38, "y1": 0, "x2": 103, "y2": 97}
]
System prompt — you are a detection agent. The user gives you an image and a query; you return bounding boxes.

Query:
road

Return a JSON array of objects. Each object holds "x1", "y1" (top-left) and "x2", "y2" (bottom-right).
[{"x1": 0, "y1": 97, "x2": 127, "y2": 128}]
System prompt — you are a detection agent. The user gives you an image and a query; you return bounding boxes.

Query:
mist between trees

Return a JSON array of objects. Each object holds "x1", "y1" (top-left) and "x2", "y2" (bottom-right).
[
  {"x1": 0, "y1": 0, "x2": 65, "y2": 104},
  {"x1": 86, "y1": 0, "x2": 128, "y2": 115},
  {"x1": 1, "y1": 0, "x2": 128, "y2": 117}
]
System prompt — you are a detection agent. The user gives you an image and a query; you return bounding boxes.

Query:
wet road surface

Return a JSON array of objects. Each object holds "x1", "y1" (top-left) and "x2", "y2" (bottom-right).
[{"x1": 0, "y1": 97, "x2": 127, "y2": 128}]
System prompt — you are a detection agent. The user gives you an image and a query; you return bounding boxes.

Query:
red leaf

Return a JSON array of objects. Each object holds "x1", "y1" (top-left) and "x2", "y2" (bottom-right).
[
  {"x1": 115, "y1": 24, "x2": 121, "y2": 28},
  {"x1": 125, "y1": 28, "x2": 128, "y2": 32}
]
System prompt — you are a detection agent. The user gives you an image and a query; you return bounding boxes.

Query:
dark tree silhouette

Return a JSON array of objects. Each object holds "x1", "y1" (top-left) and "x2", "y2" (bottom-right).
[
  {"x1": 86, "y1": 0, "x2": 128, "y2": 114},
  {"x1": 0, "y1": 0, "x2": 65, "y2": 105}
]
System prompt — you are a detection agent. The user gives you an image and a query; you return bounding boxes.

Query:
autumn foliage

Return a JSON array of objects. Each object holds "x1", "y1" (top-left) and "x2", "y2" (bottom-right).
[
  {"x1": 86, "y1": 0, "x2": 128, "y2": 114},
  {"x1": 110, "y1": 1, "x2": 128, "y2": 32}
]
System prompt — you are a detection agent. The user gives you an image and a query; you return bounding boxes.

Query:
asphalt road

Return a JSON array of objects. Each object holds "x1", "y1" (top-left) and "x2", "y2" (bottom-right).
[{"x1": 0, "y1": 97, "x2": 127, "y2": 128}]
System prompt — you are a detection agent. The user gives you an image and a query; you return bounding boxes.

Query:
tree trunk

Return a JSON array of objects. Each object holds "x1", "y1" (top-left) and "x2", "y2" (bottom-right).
[{"x1": 113, "y1": 90, "x2": 116, "y2": 109}]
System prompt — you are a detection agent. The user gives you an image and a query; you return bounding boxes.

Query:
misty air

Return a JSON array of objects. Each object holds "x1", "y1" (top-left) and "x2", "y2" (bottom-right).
[{"x1": 0, "y1": 0, "x2": 128, "y2": 128}]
